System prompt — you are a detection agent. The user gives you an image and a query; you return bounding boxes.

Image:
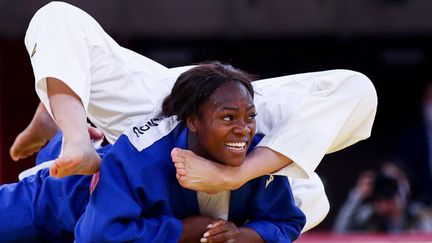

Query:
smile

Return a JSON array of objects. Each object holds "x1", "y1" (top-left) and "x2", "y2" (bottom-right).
[{"x1": 224, "y1": 141, "x2": 247, "y2": 151}]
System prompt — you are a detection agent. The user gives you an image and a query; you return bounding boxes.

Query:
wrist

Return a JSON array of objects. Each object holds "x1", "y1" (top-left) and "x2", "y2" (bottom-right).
[
  {"x1": 180, "y1": 216, "x2": 213, "y2": 243},
  {"x1": 237, "y1": 227, "x2": 264, "y2": 243}
]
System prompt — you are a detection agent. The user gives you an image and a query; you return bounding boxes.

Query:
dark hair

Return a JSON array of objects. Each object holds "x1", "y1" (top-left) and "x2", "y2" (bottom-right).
[{"x1": 162, "y1": 61, "x2": 254, "y2": 123}]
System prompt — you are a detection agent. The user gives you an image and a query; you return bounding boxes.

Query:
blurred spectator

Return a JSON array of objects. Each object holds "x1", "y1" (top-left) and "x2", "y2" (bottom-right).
[
  {"x1": 398, "y1": 82, "x2": 432, "y2": 205},
  {"x1": 381, "y1": 161, "x2": 410, "y2": 206},
  {"x1": 333, "y1": 162, "x2": 432, "y2": 233}
]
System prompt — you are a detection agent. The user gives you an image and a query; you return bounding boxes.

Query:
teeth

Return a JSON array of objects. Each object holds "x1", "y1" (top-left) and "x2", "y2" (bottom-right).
[{"x1": 225, "y1": 142, "x2": 246, "y2": 150}]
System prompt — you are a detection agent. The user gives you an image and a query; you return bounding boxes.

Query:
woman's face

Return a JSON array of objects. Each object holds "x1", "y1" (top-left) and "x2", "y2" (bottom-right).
[{"x1": 187, "y1": 81, "x2": 256, "y2": 167}]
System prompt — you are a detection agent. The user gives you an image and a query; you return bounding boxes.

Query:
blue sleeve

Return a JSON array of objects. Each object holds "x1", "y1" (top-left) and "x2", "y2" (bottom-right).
[
  {"x1": 75, "y1": 136, "x2": 182, "y2": 243},
  {"x1": 244, "y1": 176, "x2": 305, "y2": 242}
]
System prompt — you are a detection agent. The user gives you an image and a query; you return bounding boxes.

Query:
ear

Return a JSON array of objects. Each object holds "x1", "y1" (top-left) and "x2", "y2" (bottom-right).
[{"x1": 186, "y1": 114, "x2": 199, "y2": 133}]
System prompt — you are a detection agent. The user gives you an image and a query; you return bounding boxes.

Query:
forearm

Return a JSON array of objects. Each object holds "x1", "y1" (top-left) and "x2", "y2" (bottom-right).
[{"x1": 228, "y1": 147, "x2": 293, "y2": 190}]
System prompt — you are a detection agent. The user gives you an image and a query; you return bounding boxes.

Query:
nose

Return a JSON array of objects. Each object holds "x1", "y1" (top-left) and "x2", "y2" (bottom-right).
[{"x1": 233, "y1": 121, "x2": 251, "y2": 135}]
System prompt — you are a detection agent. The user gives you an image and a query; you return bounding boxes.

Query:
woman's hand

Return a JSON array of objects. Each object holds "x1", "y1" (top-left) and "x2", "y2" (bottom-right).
[{"x1": 200, "y1": 218, "x2": 240, "y2": 243}]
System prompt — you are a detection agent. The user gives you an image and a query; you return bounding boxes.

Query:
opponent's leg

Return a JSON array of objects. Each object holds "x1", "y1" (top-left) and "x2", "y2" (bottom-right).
[
  {"x1": 172, "y1": 70, "x2": 377, "y2": 191},
  {"x1": 171, "y1": 147, "x2": 290, "y2": 193},
  {"x1": 10, "y1": 102, "x2": 59, "y2": 161},
  {"x1": 46, "y1": 77, "x2": 100, "y2": 178},
  {"x1": 171, "y1": 148, "x2": 235, "y2": 194},
  {"x1": 25, "y1": 1, "x2": 170, "y2": 145}
]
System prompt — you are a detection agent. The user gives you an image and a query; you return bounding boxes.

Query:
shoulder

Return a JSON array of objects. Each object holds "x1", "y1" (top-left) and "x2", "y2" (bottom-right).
[
  {"x1": 101, "y1": 117, "x2": 185, "y2": 177},
  {"x1": 104, "y1": 115, "x2": 185, "y2": 171},
  {"x1": 123, "y1": 115, "x2": 181, "y2": 152}
]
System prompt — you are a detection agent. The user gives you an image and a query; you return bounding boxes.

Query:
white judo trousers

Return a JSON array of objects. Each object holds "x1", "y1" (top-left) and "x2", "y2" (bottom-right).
[{"x1": 24, "y1": 2, "x2": 377, "y2": 232}]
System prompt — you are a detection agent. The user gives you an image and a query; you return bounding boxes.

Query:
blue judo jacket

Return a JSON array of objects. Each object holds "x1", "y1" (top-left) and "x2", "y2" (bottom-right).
[{"x1": 75, "y1": 117, "x2": 305, "y2": 242}]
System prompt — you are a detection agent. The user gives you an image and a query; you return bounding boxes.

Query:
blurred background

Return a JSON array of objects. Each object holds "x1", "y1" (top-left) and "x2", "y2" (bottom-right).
[{"x1": 2, "y1": 0, "x2": 432, "y2": 237}]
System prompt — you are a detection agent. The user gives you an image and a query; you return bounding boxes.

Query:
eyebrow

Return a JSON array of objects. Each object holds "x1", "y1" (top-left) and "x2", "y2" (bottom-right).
[{"x1": 220, "y1": 104, "x2": 255, "y2": 111}]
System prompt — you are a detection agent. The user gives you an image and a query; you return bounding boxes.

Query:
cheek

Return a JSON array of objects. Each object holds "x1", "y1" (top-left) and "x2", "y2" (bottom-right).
[
  {"x1": 206, "y1": 129, "x2": 227, "y2": 144},
  {"x1": 203, "y1": 129, "x2": 230, "y2": 153},
  {"x1": 199, "y1": 129, "x2": 222, "y2": 148},
  {"x1": 249, "y1": 123, "x2": 256, "y2": 134},
  {"x1": 247, "y1": 122, "x2": 256, "y2": 137}
]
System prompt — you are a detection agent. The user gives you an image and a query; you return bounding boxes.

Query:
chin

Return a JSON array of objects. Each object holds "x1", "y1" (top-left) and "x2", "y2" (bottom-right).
[{"x1": 224, "y1": 156, "x2": 246, "y2": 167}]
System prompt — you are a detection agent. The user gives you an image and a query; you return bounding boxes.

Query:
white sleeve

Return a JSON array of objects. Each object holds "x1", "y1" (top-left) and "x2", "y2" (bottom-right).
[
  {"x1": 253, "y1": 70, "x2": 377, "y2": 179},
  {"x1": 289, "y1": 173, "x2": 330, "y2": 233}
]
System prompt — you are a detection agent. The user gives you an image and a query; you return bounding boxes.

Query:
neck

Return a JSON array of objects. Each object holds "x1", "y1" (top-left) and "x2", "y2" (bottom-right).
[{"x1": 187, "y1": 131, "x2": 218, "y2": 163}]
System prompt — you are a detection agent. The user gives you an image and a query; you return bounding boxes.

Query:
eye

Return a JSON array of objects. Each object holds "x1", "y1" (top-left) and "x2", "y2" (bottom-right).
[
  {"x1": 223, "y1": 114, "x2": 234, "y2": 122},
  {"x1": 248, "y1": 113, "x2": 257, "y2": 121}
]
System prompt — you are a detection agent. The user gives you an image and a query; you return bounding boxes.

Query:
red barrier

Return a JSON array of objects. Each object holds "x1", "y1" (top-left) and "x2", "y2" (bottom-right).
[{"x1": 298, "y1": 231, "x2": 432, "y2": 243}]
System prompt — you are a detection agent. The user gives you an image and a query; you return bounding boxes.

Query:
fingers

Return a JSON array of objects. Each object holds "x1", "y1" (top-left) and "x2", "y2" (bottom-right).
[
  {"x1": 201, "y1": 220, "x2": 239, "y2": 243},
  {"x1": 208, "y1": 218, "x2": 226, "y2": 229},
  {"x1": 200, "y1": 219, "x2": 227, "y2": 242},
  {"x1": 202, "y1": 229, "x2": 239, "y2": 243}
]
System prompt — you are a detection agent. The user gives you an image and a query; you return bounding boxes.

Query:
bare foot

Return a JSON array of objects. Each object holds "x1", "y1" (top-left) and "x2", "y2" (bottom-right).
[
  {"x1": 49, "y1": 140, "x2": 101, "y2": 178},
  {"x1": 10, "y1": 104, "x2": 59, "y2": 161},
  {"x1": 171, "y1": 148, "x2": 237, "y2": 194}
]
